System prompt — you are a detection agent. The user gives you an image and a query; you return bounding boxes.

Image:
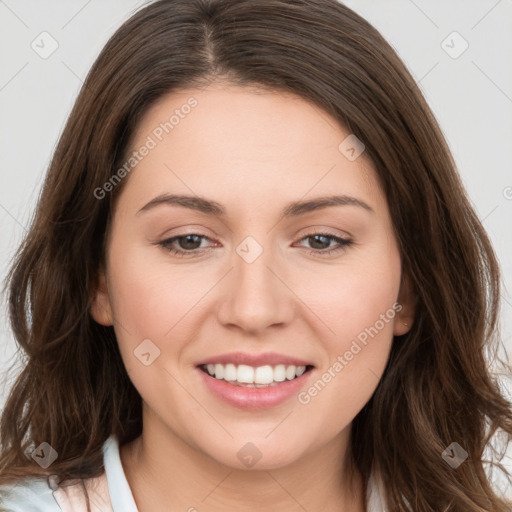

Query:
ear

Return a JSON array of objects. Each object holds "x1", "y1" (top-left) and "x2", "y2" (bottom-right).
[
  {"x1": 393, "y1": 269, "x2": 416, "y2": 336},
  {"x1": 90, "y1": 265, "x2": 113, "y2": 326}
]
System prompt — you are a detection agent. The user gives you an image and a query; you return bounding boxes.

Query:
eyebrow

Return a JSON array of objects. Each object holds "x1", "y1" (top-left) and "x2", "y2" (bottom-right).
[{"x1": 136, "y1": 193, "x2": 374, "y2": 219}]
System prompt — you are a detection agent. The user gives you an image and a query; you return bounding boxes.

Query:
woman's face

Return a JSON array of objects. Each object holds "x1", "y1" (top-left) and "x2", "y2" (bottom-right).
[{"x1": 92, "y1": 83, "x2": 414, "y2": 470}]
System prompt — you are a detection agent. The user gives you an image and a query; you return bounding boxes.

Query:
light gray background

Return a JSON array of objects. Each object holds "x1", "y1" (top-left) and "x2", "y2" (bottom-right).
[{"x1": 1, "y1": 0, "x2": 511, "y2": 495}]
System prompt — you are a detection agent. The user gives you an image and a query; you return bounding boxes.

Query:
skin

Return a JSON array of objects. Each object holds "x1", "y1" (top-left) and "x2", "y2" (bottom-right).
[{"x1": 91, "y1": 82, "x2": 415, "y2": 512}]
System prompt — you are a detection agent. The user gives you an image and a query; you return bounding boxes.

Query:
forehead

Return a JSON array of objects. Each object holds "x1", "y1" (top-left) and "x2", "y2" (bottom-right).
[{"x1": 120, "y1": 83, "x2": 382, "y2": 213}]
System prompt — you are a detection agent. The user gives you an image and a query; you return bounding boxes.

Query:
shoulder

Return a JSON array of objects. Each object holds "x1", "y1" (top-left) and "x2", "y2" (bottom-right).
[
  {"x1": 0, "y1": 435, "x2": 127, "y2": 512},
  {"x1": 0, "y1": 476, "x2": 61, "y2": 511},
  {"x1": 0, "y1": 472, "x2": 112, "y2": 512}
]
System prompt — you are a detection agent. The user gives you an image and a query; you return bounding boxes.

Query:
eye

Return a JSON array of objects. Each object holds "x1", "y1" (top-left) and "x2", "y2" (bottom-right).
[
  {"x1": 157, "y1": 230, "x2": 353, "y2": 258},
  {"x1": 294, "y1": 230, "x2": 353, "y2": 257},
  {"x1": 158, "y1": 233, "x2": 216, "y2": 258}
]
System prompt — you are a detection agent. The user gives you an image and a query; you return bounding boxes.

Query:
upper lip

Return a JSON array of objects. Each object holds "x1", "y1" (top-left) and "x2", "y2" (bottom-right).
[{"x1": 195, "y1": 352, "x2": 314, "y2": 368}]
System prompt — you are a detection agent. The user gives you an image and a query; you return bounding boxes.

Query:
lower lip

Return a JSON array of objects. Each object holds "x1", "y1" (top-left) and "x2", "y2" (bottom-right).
[{"x1": 195, "y1": 366, "x2": 314, "y2": 410}]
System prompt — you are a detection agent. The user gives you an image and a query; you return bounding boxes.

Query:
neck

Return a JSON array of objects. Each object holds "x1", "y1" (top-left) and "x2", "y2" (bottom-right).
[{"x1": 120, "y1": 410, "x2": 365, "y2": 512}]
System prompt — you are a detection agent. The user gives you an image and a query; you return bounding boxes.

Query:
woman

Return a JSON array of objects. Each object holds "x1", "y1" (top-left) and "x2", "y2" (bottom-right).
[{"x1": 1, "y1": 0, "x2": 511, "y2": 510}]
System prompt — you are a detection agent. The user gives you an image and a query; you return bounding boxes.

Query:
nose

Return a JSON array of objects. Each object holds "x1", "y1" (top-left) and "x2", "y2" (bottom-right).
[{"x1": 216, "y1": 246, "x2": 295, "y2": 335}]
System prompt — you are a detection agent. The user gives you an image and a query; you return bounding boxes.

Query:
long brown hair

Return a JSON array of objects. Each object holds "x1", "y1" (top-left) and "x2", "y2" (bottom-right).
[{"x1": 1, "y1": 1, "x2": 511, "y2": 510}]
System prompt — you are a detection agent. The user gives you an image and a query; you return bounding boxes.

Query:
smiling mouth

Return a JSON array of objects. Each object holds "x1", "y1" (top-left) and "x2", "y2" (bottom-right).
[{"x1": 198, "y1": 363, "x2": 315, "y2": 387}]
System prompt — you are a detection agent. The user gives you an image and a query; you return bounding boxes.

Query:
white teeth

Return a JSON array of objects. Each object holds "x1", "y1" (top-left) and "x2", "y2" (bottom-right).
[
  {"x1": 224, "y1": 363, "x2": 237, "y2": 381},
  {"x1": 295, "y1": 365, "x2": 306, "y2": 377},
  {"x1": 214, "y1": 363, "x2": 224, "y2": 380},
  {"x1": 285, "y1": 365, "x2": 296, "y2": 380},
  {"x1": 254, "y1": 365, "x2": 274, "y2": 384},
  {"x1": 237, "y1": 364, "x2": 254, "y2": 383},
  {"x1": 273, "y1": 364, "x2": 286, "y2": 382},
  {"x1": 202, "y1": 363, "x2": 309, "y2": 385}
]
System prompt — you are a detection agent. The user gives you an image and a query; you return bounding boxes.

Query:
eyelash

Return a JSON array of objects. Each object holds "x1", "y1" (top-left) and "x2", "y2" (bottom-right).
[{"x1": 157, "y1": 230, "x2": 353, "y2": 258}]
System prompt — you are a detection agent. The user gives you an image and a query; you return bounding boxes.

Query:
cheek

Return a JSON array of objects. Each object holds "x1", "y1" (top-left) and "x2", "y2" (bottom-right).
[
  {"x1": 108, "y1": 239, "x2": 190, "y2": 333},
  {"x1": 298, "y1": 241, "x2": 401, "y2": 347},
  {"x1": 105, "y1": 241, "x2": 185, "y2": 379},
  {"x1": 295, "y1": 248, "x2": 400, "y2": 426}
]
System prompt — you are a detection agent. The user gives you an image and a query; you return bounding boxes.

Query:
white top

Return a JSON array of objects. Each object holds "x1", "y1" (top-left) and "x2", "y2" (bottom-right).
[{"x1": 0, "y1": 435, "x2": 387, "y2": 511}]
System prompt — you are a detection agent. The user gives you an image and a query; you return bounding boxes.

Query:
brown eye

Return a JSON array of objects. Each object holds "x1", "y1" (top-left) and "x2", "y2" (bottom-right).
[
  {"x1": 158, "y1": 233, "x2": 213, "y2": 257},
  {"x1": 296, "y1": 231, "x2": 353, "y2": 257}
]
